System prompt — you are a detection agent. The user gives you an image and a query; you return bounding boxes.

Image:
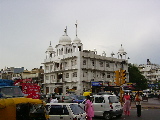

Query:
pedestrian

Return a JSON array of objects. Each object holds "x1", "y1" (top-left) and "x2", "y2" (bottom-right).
[
  {"x1": 123, "y1": 92, "x2": 131, "y2": 116},
  {"x1": 50, "y1": 95, "x2": 58, "y2": 103},
  {"x1": 135, "y1": 91, "x2": 142, "y2": 117},
  {"x1": 85, "y1": 95, "x2": 94, "y2": 120}
]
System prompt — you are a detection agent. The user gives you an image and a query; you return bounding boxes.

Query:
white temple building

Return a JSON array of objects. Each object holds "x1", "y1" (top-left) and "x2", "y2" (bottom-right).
[
  {"x1": 138, "y1": 59, "x2": 160, "y2": 84},
  {"x1": 42, "y1": 25, "x2": 129, "y2": 95}
]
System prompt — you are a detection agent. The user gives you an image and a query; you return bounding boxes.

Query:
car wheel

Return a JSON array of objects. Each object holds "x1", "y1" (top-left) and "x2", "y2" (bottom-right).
[
  {"x1": 103, "y1": 112, "x2": 112, "y2": 120},
  {"x1": 116, "y1": 114, "x2": 122, "y2": 118}
]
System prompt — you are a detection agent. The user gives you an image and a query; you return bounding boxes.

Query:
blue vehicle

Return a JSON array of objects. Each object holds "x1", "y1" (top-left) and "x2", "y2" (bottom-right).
[{"x1": 71, "y1": 95, "x2": 86, "y2": 103}]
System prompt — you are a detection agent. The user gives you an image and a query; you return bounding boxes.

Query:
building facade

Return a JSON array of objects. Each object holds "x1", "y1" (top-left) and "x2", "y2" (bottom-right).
[
  {"x1": 0, "y1": 67, "x2": 24, "y2": 80},
  {"x1": 0, "y1": 67, "x2": 43, "y2": 82},
  {"x1": 138, "y1": 59, "x2": 160, "y2": 84},
  {"x1": 43, "y1": 27, "x2": 129, "y2": 95}
]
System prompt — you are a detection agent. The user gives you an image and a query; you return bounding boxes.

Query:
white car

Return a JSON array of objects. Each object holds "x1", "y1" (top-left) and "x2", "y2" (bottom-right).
[
  {"x1": 46, "y1": 103, "x2": 87, "y2": 120},
  {"x1": 80, "y1": 94, "x2": 123, "y2": 120}
]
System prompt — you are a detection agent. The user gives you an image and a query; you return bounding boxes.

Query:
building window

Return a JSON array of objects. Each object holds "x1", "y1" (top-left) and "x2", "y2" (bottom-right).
[
  {"x1": 83, "y1": 60, "x2": 86, "y2": 65},
  {"x1": 65, "y1": 62, "x2": 67, "y2": 67},
  {"x1": 66, "y1": 73, "x2": 69, "y2": 78},
  {"x1": 92, "y1": 60, "x2": 95, "y2": 66},
  {"x1": 46, "y1": 66, "x2": 49, "y2": 70},
  {"x1": 73, "y1": 72, "x2": 77, "y2": 77},
  {"x1": 56, "y1": 63, "x2": 59, "y2": 68},
  {"x1": 107, "y1": 74, "x2": 110, "y2": 78},
  {"x1": 75, "y1": 60, "x2": 77, "y2": 65},
  {"x1": 50, "y1": 65, "x2": 53, "y2": 70},
  {"x1": 45, "y1": 76, "x2": 49, "y2": 80},
  {"x1": 93, "y1": 71, "x2": 95, "y2": 78},
  {"x1": 51, "y1": 75, "x2": 53, "y2": 80},
  {"x1": 102, "y1": 73, "x2": 105, "y2": 78},
  {"x1": 107, "y1": 73, "x2": 110, "y2": 78},
  {"x1": 106, "y1": 62, "x2": 110, "y2": 67},
  {"x1": 100, "y1": 61, "x2": 103, "y2": 67},
  {"x1": 73, "y1": 86, "x2": 77, "y2": 90},
  {"x1": 115, "y1": 62, "x2": 117, "y2": 67},
  {"x1": 68, "y1": 49, "x2": 70, "y2": 53},
  {"x1": 83, "y1": 71, "x2": 87, "y2": 77},
  {"x1": 71, "y1": 60, "x2": 74, "y2": 66}
]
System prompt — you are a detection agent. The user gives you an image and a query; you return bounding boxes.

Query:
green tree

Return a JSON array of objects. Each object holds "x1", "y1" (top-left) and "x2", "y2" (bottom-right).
[{"x1": 128, "y1": 64, "x2": 148, "y2": 90}]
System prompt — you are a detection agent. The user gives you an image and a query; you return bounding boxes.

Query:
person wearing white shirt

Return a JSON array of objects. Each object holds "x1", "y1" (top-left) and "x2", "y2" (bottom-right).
[
  {"x1": 135, "y1": 92, "x2": 142, "y2": 117},
  {"x1": 50, "y1": 96, "x2": 58, "y2": 103}
]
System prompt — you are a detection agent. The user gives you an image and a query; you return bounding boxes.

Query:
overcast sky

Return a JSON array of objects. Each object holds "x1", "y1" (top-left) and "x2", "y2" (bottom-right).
[{"x1": 0, "y1": 0, "x2": 160, "y2": 70}]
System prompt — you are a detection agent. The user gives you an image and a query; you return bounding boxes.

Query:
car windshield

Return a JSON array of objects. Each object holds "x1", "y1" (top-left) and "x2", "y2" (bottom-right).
[
  {"x1": 108, "y1": 96, "x2": 119, "y2": 103},
  {"x1": 0, "y1": 87, "x2": 24, "y2": 98},
  {"x1": 76, "y1": 96, "x2": 85, "y2": 100},
  {"x1": 70, "y1": 104, "x2": 85, "y2": 115}
]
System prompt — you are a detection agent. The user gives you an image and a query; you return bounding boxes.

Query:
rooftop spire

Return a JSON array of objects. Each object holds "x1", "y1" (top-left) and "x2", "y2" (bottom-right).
[
  {"x1": 50, "y1": 41, "x2": 51, "y2": 46},
  {"x1": 75, "y1": 20, "x2": 78, "y2": 36}
]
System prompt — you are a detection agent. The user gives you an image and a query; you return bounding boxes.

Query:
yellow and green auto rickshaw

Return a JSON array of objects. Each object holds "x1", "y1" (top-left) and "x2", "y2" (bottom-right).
[{"x1": 0, "y1": 86, "x2": 49, "y2": 120}]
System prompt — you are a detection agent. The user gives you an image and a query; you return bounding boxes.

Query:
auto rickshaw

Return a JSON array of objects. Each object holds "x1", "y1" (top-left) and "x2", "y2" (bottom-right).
[{"x1": 0, "y1": 86, "x2": 49, "y2": 120}]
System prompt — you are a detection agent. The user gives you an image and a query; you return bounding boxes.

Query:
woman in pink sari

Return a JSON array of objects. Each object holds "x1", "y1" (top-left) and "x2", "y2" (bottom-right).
[
  {"x1": 123, "y1": 92, "x2": 131, "y2": 116},
  {"x1": 85, "y1": 96, "x2": 94, "y2": 120}
]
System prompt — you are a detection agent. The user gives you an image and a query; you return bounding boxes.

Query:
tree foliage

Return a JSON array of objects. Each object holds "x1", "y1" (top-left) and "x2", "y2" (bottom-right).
[{"x1": 128, "y1": 64, "x2": 148, "y2": 90}]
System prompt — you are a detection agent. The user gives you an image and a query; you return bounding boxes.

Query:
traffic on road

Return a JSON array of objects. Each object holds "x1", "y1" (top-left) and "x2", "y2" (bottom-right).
[
  {"x1": 42, "y1": 91, "x2": 160, "y2": 120},
  {"x1": 1, "y1": 80, "x2": 160, "y2": 120}
]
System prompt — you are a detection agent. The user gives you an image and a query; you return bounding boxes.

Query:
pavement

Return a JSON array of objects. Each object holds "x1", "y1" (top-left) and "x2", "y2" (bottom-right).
[{"x1": 130, "y1": 98, "x2": 160, "y2": 109}]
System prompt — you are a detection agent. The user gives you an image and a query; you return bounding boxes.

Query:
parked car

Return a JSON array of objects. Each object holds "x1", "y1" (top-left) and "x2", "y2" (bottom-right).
[
  {"x1": 71, "y1": 95, "x2": 86, "y2": 103},
  {"x1": 46, "y1": 103, "x2": 87, "y2": 120},
  {"x1": 55, "y1": 95, "x2": 73, "y2": 103},
  {"x1": 80, "y1": 94, "x2": 123, "y2": 120}
]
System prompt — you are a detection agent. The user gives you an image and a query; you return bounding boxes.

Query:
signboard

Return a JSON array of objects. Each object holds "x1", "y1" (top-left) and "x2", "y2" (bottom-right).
[
  {"x1": 91, "y1": 82, "x2": 103, "y2": 86},
  {"x1": 21, "y1": 83, "x2": 40, "y2": 99},
  {"x1": 15, "y1": 79, "x2": 41, "y2": 99}
]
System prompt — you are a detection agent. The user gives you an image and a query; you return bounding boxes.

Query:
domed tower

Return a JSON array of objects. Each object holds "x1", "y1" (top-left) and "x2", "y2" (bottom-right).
[
  {"x1": 72, "y1": 21, "x2": 83, "y2": 52},
  {"x1": 45, "y1": 41, "x2": 55, "y2": 58},
  {"x1": 55, "y1": 27, "x2": 72, "y2": 56},
  {"x1": 59, "y1": 27, "x2": 72, "y2": 45},
  {"x1": 117, "y1": 44, "x2": 127, "y2": 59}
]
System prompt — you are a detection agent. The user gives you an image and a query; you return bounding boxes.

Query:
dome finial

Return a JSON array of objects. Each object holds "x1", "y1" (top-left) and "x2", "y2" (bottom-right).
[
  {"x1": 75, "y1": 20, "x2": 78, "y2": 37},
  {"x1": 50, "y1": 41, "x2": 51, "y2": 46},
  {"x1": 64, "y1": 26, "x2": 68, "y2": 36}
]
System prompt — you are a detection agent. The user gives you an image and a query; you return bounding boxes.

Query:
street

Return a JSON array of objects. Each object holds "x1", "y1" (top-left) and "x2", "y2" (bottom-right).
[
  {"x1": 93, "y1": 98, "x2": 160, "y2": 120},
  {"x1": 93, "y1": 109, "x2": 160, "y2": 120}
]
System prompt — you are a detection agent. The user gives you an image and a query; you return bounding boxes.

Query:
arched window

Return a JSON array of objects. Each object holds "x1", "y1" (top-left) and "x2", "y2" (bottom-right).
[
  {"x1": 59, "y1": 49, "x2": 61, "y2": 55},
  {"x1": 61, "y1": 48, "x2": 63, "y2": 55}
]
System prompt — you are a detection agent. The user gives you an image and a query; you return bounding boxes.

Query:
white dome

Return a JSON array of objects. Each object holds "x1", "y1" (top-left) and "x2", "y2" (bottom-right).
[
  {"x1": 47, "y1": 45, "x2": 53, "y2": 52},
  {"x1": 117, "y1": 44, "x2": 127, "y2": 55},
  {"x1": 118, "y1": 44, "x2": 125, "y2": 54},
  {"x1": 118, "y1": 47, "x2": 124, "y2": 53},
  {"x1": 59, "y1": 35, "x2": 72, "y2": 45},
  {"x1": 73, "y1": 36, "x2": 81, "y2": 43}
]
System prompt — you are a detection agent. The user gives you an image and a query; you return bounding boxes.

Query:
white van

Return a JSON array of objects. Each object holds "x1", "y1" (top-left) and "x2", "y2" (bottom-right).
[
  {"x1": 80, "y1": 94, "x2": 123, "y2": 120},
  {"x1": 46, "y1": 103, "x2": 87, "y2": 120}
]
